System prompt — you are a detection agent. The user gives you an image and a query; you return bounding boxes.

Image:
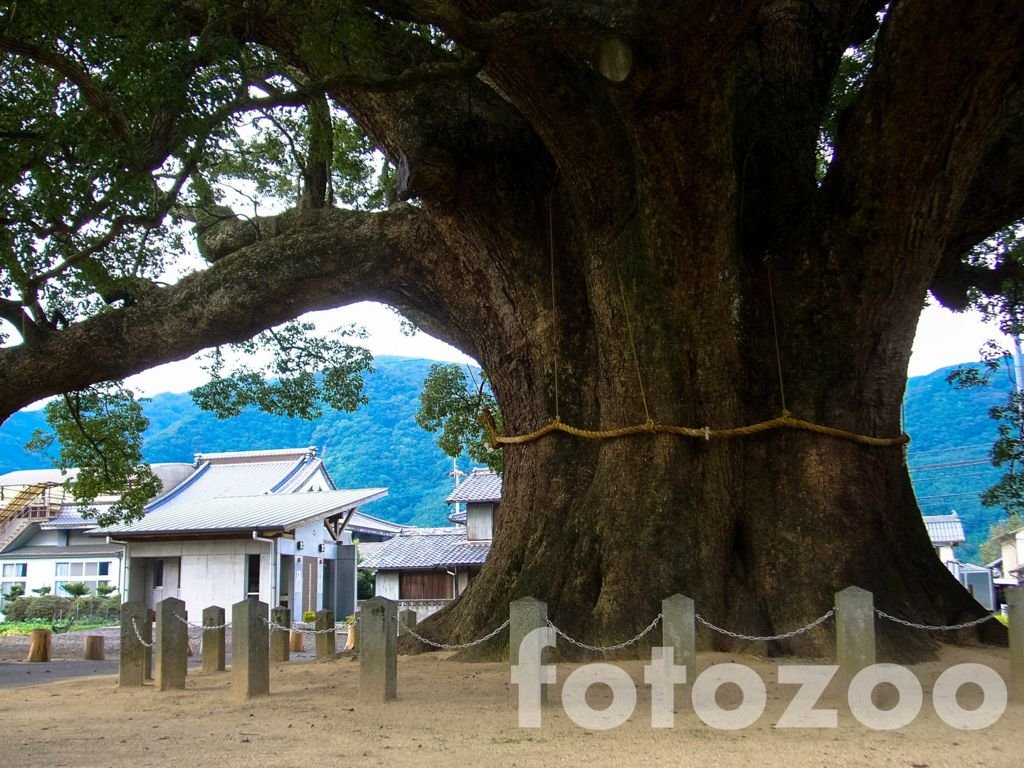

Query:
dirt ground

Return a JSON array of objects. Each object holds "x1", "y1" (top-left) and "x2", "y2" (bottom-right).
[{"x1": 0, "y1": 642, "x2": 1020, "y2": 768}]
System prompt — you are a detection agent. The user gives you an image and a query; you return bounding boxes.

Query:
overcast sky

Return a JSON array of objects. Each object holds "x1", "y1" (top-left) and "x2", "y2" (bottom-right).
[{"x1": 117, "y1": 298, "x2": 1006, "y2": 397}]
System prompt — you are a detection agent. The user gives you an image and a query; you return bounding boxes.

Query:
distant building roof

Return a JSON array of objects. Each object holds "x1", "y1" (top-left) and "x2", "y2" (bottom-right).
[
  {"x1": 98, "y1": 488, "x2": 388, "y2": 536},
  {"x1": 923, "y1": 513, "x2": 966, "y2": 546},
  {"x1": 359, "y1": 527, "x2": 490, "y2": 570},
  {"x1": 446, "y1": 468, "x2": 502, "y2": 504},
  {"x1": 194, "y1": 447, "x2": 319, "y2": 464}
]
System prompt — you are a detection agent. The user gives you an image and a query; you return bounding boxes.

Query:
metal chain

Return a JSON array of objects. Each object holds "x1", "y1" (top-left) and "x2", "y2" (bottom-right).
[
  {"x1": 265, "y1": 619, "x2": 344, "y2": 635},
  {"x1": 695, "y1": 608, "x2": 835, "y2": 642},
  {"x1": 400, "y1": 618, "x2": 510, "y2": 650},
  {"x1": 130, "y1": 616, "x2": 154, "y2": 648},
  {"x1": 875, "y1": 609, "x2": 998, "y2": 632},
  {"x1": 547, "y1": 614, "x2": 662, "y2": 653}
]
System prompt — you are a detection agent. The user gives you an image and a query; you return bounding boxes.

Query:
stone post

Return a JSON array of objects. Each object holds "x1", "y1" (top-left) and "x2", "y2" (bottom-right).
[
  {"x1": 315, "y1": 610, "x2": 336, "y2": 659},
  {"x1": 119, "y1": 601, "x2": 150, "y2": 687},
  {"x1": 510, "y1": 597, "x2": 551, "y2": 708},
  {"x1": 270, "y1": 607, "x2": 291, "y2": 663},
  {"x1": 661, "y1": 594, "x2": 696, "y2": 684},
  {"x1": 155, "y1": 597, "x2": 188, "y2": 691},
  {"x1": 202, "y1": 606, "x2": 226, "y2": 673},
  {"x1": 398, "y1": 608, "x2": 418, "y2": 634},
  {"x1": 232, "y1": 598, "x2": 270, "y2": 701},
  {"x1": 1008, "y1": 586, "x2": 1024, "y2": 701},
  {"x1": 835, "y1": 586, "x2": 875, "y2": 684},
  {"x1": 359, "y1": 597, "x2": 397, "y2": 703}
]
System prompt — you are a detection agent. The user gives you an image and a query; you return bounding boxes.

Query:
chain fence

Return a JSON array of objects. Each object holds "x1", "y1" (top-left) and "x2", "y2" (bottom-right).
[
  {"x1": 546, "y1": 614, "x2": 663, "y2": 653},
  {"x1": 875, "y1": 609, "x2": 999, "y2": 632},
  {"x1": 400, "y1": 618, "x2": 510, "y2": 650},
  {"x1": 695, "y1": 608, "x2": 836, "y2": 643}
]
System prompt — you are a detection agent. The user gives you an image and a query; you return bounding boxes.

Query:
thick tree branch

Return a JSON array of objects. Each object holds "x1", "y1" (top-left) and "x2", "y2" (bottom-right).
[{"x1": 0, "y1": 205, "x2": 453, "y2": 423}]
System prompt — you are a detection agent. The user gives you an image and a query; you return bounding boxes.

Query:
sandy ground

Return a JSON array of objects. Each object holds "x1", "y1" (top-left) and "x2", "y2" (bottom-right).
[{"x1": 0, "y1": 640, "x2": 1020, "y2": 768}]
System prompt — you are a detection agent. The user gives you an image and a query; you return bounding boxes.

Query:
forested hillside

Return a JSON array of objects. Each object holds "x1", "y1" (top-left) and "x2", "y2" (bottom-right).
[{"x1": 0, "y1": 358, "x2": 1014, "y2": 559}]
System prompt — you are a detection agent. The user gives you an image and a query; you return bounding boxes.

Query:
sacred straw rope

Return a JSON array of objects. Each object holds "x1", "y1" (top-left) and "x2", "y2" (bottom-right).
[{"x1": 478, "y1": 409, "x2": 909, "y2": 448}]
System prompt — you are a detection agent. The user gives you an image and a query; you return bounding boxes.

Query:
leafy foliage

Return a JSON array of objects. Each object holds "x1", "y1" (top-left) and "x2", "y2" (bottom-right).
[
  {"x1": 25, "y1": 382, "x2": 162, "y2": 524},
  {"x1": 416, "y1": 363, "x2": 503, "y2": 473},
  {"x1": 59, "y1": 581, "x2": 90, "y2": 599}
]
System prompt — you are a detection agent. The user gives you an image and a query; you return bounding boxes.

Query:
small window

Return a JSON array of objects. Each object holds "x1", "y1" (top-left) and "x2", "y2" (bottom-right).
[
  {"x1": 98, "y1": 561, "x2": 110, "y2": 576},
  {"x1": 153, "y1": 559, "x2": 164, "y2": 588},
  {"x1": 246, "y1": 554, "x2": 260, "y2": 596},
  {"x1": 2, "y1": 563, "x2": 26, "y2": 578}
]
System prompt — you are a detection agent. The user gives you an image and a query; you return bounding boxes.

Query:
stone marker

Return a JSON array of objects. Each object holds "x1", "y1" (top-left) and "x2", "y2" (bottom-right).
[
  {"x1": 662, "y1": 594, "x2": 696, "y2": 684},
  {"x1": 359, "y1": 597, "x2": 397, "y2": 703},
  {"x1": 398, "y1": 608, "x2": 418, "y2": 634},
  {"x1": 119, "y1": 600, "x2": 150, "y2": 687},
  {"x1": 1008, "y1": 587, "x2": 1023, "y2": 702},
  {"x1": 510, "y1": 597, "x2": 551, "y2": 707},
  {"x1": 26, "y1": 628, "x2": 51, "y2": 662},
  {"x1": 202, "y1": 605, "x2": 226, "y2": 673},
  {"x1": 835, "y1": 586, "x2": 875, "y2": 684},
  {"x1": 270, "y1": 607, "x2": 291, "y2": 663},
  {"x1": 232, "y1": 598, "x2": 269, "y2": 700},
  {"x1": 315, "y1": 610, "x2": 336, "y2": 658},
  {"x1": 83, "y1": 635, "x2": 105, "y2": 661},
  {"x1": 156, "y1": 597, "x2": 188, "y2": 691}
]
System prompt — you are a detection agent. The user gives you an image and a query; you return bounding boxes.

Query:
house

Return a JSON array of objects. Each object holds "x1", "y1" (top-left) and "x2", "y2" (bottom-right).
[
  {"x1": 922, "y1": 512, "x2": 996, "y2": 611},
  {"x1": 98, "y1": 447, "x2": 399, "y2": 623},
  {"x1": 922, "y1": 513, "x2": 966, "y2": 564},
  {"x1": 995, "y1": 525, "x2": 1024, "y2": 585},
  {"x1": 0, "y1": 464, "x2": 194, "y2": 615},
  {"x1": 360, "y1": 467, "x2": 500, "y2": 620}
]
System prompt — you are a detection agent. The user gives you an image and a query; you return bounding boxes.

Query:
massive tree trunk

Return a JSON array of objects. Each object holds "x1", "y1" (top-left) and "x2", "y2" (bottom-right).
[{"x1": 3, "y1": 1, "x2": 1023, "y2": 658}]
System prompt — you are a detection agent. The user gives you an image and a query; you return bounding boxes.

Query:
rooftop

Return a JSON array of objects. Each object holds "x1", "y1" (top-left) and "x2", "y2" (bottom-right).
[
  {"x1": 923, "y1": 513, "x2": 966, "y2": 546},
  {"x1": 446, "y1": 468, "x2": 502, "y2": 504},
  {"x1": 359, "y1": 527, "x2": 490, "y2": 570}
]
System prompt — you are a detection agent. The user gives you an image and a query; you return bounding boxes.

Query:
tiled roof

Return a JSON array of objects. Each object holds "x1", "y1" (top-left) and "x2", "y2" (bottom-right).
[
  {"x1": 359, "y1": 527, "x2": 490, "y2": 570},
  {"x1": 41, "y1": 505, "x2": 108, "y2": 530},
  {"x1": 923, "y1": 514, "x2": 966, "y2": 546},
  {"x1": 446, "y1": 468, "x2": 502, "y2": 504},
  {"x1": 99, "y1": 488, "x2": 387, "y2": 535},
  {"x1": 346, "y1": 511, "x2": 403, "y2": 536},
  {"x1": 146, "y1": 455, "x2": 318, "y2": 511},
  {"x1": 195, "y1": 447, "x2": 318, "y2": 463}
]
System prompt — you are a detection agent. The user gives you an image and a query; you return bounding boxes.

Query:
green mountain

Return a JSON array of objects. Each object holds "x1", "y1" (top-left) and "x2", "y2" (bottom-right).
[{"x1": 0, "y1": 358, "x2": 1015, "y2": 559}]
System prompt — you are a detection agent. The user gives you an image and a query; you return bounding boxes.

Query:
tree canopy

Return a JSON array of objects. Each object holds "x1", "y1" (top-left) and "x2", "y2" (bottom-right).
[{"x1": 2, "y1": 0, "x2": 1023, "y2": 652}]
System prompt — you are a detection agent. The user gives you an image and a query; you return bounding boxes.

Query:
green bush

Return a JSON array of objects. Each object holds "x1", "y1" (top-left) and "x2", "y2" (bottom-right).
[
  {"x1": 2, "y1": 594, "x2": 120, "y2": 623},
  {"x1": 302, "y1": 611, "x2": 316, "y2": 623}
]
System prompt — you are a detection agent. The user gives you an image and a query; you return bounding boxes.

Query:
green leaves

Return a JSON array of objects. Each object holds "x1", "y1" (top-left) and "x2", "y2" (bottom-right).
[
  {"x1": 415, "y1": 363, "x2": 502, "y2": 473},
  {"x1": 190, "y1": 321, "x2": 374, "y2": 420},
  {"x1": 25, "y1": 382, "x2": 162, "y2": 525}
]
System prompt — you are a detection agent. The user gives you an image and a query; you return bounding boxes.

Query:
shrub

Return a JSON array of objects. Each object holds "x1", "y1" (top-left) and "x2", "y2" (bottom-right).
[
  {"x1": 3, "y1": 595, "x2": 74, "y2": 622},
  {"x1": 60, "y1": 582, "x2": 91, "y2": 599},
  {"x1": 303, "y1": 611, "x2": 316, "y2": 623}
]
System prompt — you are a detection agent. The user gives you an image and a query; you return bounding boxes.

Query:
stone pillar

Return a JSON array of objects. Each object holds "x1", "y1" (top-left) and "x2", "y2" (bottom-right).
[
  {"x1": 662, "y1": 594, "x2": 696, "y2": 685},
  {"x1": 119, "y1": 600, "x2": 150, "y2": 687},
  {"x1": 270, "y1": 607, "x2": 291, "y2": 663},
  {"x1": 510, "y1": 597, "x2": 550, "y2": 706},
  {"x1": 1008, "y1": 586, "x2": 1024, "y2": 701},
  {"x1": 232, "y1": 598, "x2": 270, "y2": 701},
  {"x1": 835, "y1": 586, "x2": 875, "y2": 684},
  {"x1": 315, "y1": 610, "x2": 336, "y2": 658},
  {"x1": 398, "y1": 608, "x2": 418, "y2": 634},
  {"x1": 156, "y1": 597, "x2": 188, "y2": 691},
  {"x1": 359, "y1": 597, "x2": 397, "y2": 703},
  {"x1": 202, "y1": 606, "x2": 226, "y2": 673}
]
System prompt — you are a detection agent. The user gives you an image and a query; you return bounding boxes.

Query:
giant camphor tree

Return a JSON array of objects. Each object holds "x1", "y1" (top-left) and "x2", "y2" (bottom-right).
[{"x1": 1, "y1": 1, "x2": 1021, "y2": 657}]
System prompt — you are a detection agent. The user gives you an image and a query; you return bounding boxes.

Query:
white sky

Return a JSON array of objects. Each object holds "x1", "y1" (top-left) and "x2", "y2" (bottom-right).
[{"x1": 115, "y1": 297, "x2": 1007, "y2": 397}]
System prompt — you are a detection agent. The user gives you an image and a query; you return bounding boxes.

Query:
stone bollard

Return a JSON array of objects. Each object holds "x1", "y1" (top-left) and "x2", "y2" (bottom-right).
[
  {"x1": 510, "y1": 596, "x2": 553, "y2": 713},
  {"x1": 835, "y1": 586, "x2": 875, "y2": 685},
  {"x1": 398, "y1": 608, "x2": 418, "y2": 635},
  {"x1": 156, "y1": 597, "x2": 188, "y2": 691},
  {"x1": 119, "y1": 601, "x2": 150, "y2": 687},
  {"x1": 661, "y1": 594, "x2": 696, "y2": 685},
  {"x1": 270, "y1": 607, "x2": 291, "y2": 663},
  {"x1": 316, "y1": 610, "x2": 336, "y2": 659},
  {"x1": 359, "y1": 598, "x2": 397, "y2": 703},
  {"x1": 83, "y1": 635, "x2": 105, "y2": 661},
  {"x1": 26, "y1": 628, "x2": 52, "y2": 662},
  {"x1": 232, "y1": 598, "x2": 270, "y2": 701},
  {"x1": 1008, "y1": 587, "x2": 1023, "y2": 702},
  {"x1": 202, "y1": 606, "x2": 226, "y2": 673}
]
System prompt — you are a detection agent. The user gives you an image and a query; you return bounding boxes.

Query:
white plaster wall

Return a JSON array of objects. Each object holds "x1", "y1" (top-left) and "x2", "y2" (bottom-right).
[
  {"x1": 375, "y1": 571, "x2": 399, "y2": 600},
  {"x1": 466, "y1": 503, "x2": 493, "y2": 541},
  {"x1": 1004, "y1": 537, "x2": 1021, "y2": 579},
  {"x1": 294, "y1": 521, "x2": 336, "y2": 559}
]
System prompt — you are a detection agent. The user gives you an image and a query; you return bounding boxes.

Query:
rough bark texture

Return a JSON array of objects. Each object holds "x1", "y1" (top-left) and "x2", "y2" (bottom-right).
[{"x1": 4, "y1": 0, "x2": 1024, "y2": 658}]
